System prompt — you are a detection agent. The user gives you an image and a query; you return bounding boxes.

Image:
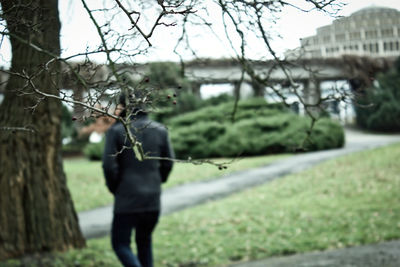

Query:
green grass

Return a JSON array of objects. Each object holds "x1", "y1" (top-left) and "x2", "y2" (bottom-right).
[
  {"x1": 153, "y1": 142, "x2": 400, "y2": 266},
  {"x1": 4, "y1": 143, "x2": 400, "y2": 266},
  {"x1": 64, "y1": 154, "x2": 290, "y2": 212},
  {"x1": 63, "y1": 159, "x2": 111, "y2": 212}
]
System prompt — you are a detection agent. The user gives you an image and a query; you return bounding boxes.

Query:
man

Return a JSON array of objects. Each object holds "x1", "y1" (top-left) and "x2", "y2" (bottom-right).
[{"x1": 102, "y1": 95, "x2": 174, "y2": 267}]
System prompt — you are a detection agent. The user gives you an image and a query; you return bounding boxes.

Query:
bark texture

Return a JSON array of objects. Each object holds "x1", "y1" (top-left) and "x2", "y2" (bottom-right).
[{"x1": 0, "y1": 0, "x2": 85, "y2": 260}]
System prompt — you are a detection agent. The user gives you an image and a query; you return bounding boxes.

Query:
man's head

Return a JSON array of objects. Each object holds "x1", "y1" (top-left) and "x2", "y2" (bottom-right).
[{"x1": 116, "y1": 92, "x2": 146, "y2": 118}]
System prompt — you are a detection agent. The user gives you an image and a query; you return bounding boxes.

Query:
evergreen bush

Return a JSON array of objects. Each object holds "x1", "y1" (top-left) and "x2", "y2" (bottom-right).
[
  {"x1": 83, "y1": 139, "x2": 105, "y2": 161},
  {"x1": 355, "y1": 57, "x2": 400, "y2": 132},
  {"x1": 169, "y1": 98, "x2": 344, "y2": 158}
]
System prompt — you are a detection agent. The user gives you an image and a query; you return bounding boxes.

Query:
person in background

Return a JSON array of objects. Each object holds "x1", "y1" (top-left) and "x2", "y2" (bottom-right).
[{"x1": 102, "y1": 94, "x2": 174, "y2": 267}]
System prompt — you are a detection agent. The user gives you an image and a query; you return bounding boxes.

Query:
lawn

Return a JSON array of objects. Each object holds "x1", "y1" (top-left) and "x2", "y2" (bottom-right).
[
  {"x1": 3, "y1": 142, "x2": 400, "y2": 266},
  {"x1": 64, "y1": 154, "x2": 290, "y2": 212}
]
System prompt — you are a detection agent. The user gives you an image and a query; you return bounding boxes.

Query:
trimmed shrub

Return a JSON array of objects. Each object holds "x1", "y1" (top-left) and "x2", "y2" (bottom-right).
[
  {"x1": 62, "y1": 141, "x2": 87, "y2": 157},
  {"x1": 171, "y1": 122, "x2": 226, "y2": 159},
  {"x1": 169, "y1": 98, "x2": 345, "y2": 159},
  {"x1": 168, "y1": 98, "x2": 286, "y2": 127},
  {"x1": 307, "y1": 118, "x2": 345, "y2": 150},
  {"x1": 83, "y1": 139, "x2": 105, "y2": 161}
]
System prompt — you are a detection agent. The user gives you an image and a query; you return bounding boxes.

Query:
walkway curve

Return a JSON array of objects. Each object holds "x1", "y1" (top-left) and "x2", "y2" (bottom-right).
[
  {"x1": 229, "y1": 239, "x2": 400, "y2": 267},
  {"x1": 78, "y1": 129, "x2": 400, "y2": 239}
]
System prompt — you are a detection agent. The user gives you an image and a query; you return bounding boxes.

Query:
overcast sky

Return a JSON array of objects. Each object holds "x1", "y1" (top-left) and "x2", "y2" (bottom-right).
[{"x1": 0, "y1": 0, "x2": 399, "y2": 68}]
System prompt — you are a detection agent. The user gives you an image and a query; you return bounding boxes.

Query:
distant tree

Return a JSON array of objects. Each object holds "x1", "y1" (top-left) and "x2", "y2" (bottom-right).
[
  {"x1": 146, "y1": 62, "x2": 191, "y2": 90},
  {"x1": 355, "y1": 57, "x2": 400, "y2": 132}
]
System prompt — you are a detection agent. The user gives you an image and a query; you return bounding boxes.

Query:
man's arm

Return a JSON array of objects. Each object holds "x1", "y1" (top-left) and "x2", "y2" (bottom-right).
[
  {"x1": 102, "y1": 126, "x2": 120, "y2": 194},
  {"x1": 159, "y1": 130, "x2": 174, "y2": 183}
]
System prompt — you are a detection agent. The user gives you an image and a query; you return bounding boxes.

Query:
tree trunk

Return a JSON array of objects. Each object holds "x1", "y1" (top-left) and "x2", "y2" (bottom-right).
[{"x1": 0, "y1": 0, "x2": 85, "y2": 260}]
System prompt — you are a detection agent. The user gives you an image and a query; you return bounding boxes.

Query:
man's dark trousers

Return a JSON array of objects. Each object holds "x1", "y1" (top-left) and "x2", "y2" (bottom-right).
[{"x1": 111, "y1": 211, "x2": 160, "y2": 267}]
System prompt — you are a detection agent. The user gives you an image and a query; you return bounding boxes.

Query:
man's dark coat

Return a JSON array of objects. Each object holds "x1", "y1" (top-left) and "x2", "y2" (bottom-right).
[{"x1": 102, "y1": 114, "x2": 174, "y2": 213}]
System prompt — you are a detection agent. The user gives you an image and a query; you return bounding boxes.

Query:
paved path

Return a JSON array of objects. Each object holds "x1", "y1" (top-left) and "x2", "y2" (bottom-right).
[
  {"x1": 78, "y1": 129, "x2": 400, "y2": 239},
  {"x1": 229, "y1": 240, "x2": 400, "y2": 267}
]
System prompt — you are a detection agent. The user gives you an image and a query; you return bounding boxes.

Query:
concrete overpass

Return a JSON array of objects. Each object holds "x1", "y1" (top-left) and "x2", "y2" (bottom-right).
[
  {"x1": 123, "y1": 57, "x2": 393, "y2": 99},
  {"x1": 183, "y1": 58, "x2": 348, "y2": 84},
  {"x1": 181, "y1": 58, "x2": 350, "y2": 104},
  {"x1": 1, "y1": 56, "x2": 394, "y2": 106}
]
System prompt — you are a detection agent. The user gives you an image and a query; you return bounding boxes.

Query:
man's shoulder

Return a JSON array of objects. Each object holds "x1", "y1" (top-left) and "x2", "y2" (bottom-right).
[
  {"x1": 148, "y1": 120, "x2": 167, "y2": 131},
  {"x1": 134, "y1": 117, "x2": 166, "y2": 131},
  {"x1": 110, "y1": 118, "x2": 169, "y2": 135}
]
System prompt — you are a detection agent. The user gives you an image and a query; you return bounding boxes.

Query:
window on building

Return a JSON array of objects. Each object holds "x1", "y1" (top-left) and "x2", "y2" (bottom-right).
[
  {"x1": 366, "y1": 20, "x2": 374, "y2": 26},
  {"x1": 326, "y1": 47, "x2": 335, "y2": 54},
  {"x1": 365, "y1": 30, "x2": 378, "y2": 38},
  {"x1": 382, "y1": 18, "x2": 391, "y2": 25},
  {"x1": 363, "y1": 44, "x2": 367, "y2": 51},
  {"x1": 396, "y1": 41, "x2": 399, "y2": 51},
  {"x1": 311, "y1": 50, "x2": 321, "y2": 57},
  {"x1": 384, "y1": 42, "x2": 388, "y2": 51},
  {"x1": 381, "y1": 28, "x2": 394, "y2": 37},
  {"x1": 335, "y1": 33, "x2": 346, "y2": 41},
  {"x1": 368, "y1": 43, "x2": 379, "y2": 53},
  {"x1": 323, "y1": 35, "x2": 331, "y2": 43},
  {"x1": 350, "y1": 32, "x2": 361, "y2": 40}
]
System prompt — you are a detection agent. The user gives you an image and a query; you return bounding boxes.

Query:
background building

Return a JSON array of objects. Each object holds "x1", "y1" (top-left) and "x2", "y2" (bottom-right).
[{"x1": 287, "y1": 6, "x2": 400, "y2": 59}]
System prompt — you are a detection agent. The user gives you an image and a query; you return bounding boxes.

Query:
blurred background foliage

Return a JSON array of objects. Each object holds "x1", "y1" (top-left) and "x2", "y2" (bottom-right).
[
  {"x1": 62, "y1": 62, "x2": 347, "y2": 161},
  {"x1": 355, "y1": 56, "x2": 400, "y2": 132}
]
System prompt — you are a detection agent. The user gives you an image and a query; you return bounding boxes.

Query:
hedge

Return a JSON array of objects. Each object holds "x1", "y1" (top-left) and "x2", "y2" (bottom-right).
[
  {"x1": 168, "y1": 98, "x2": 344, "y2": 159},
  {"x1": 83, "y1": 139, "x2": 105, "y2": 161}
]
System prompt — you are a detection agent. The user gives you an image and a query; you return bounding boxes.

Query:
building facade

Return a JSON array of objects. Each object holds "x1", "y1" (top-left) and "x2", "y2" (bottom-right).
[{"x1": 288, "y1": 6, "x2": 400, "y2": 59}]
